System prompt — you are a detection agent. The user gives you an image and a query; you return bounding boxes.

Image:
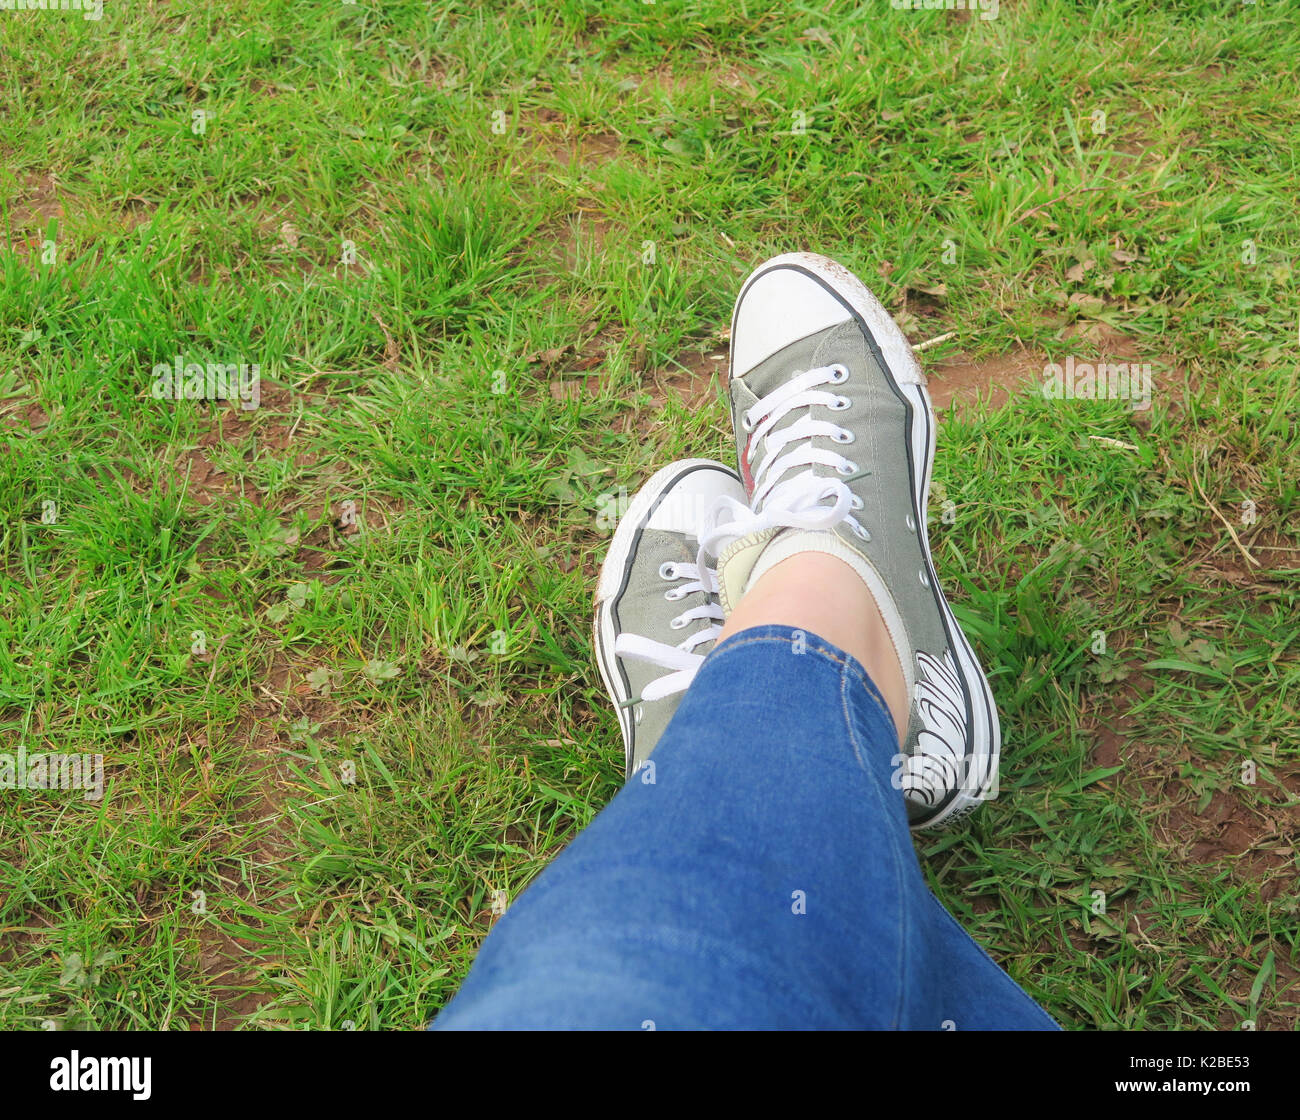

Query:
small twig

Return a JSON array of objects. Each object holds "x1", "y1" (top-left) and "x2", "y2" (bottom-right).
[
  {"x1": 1017, "y1": 186, "x2": 1106, "y2": 222},
  {"x1": 257, "y1": 683, "x2": 286, "y2": 708},
  {"x1": 1186, "y1": 462, "x2": 1261, "y2": 568},
  {"x1": 286, "y1": 402, "x2": 306, "y2": 441},
  {"x1": 372, "y1": 313, "x2": 399, "y2": 370},
  {"x1": 203, "y1": 634, "x2": 231, "y2": 699},
  {"x1": 912, "y1": 331, "x2": 956, "y2": 352}
]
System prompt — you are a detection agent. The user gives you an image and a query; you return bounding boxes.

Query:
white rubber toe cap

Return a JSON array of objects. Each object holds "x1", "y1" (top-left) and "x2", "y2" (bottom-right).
[
  {"x1": 731, "y1": 252, "x2": 926, "y2": 388},
  {"x1": 730, "y1": 264, "x2": 854, "y2": 379}
]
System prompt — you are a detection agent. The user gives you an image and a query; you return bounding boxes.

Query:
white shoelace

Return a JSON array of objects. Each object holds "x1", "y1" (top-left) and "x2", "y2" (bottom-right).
[
  {"x1": 613, "y1": 561, "x2": 724, "y2": 703},
  {"x1": 613, "y1": 365, "x2": 867, "y2": 707},
  {"x1": 696, "y1": 364, "x2": 871, "y2": 568}
]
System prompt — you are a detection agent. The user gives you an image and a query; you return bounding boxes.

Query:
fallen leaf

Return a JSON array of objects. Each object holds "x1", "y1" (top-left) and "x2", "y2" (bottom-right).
[
  {"x1": 363, "y1": 659, "x2": 401, "y2": 682},
  {"x1": 307, "y1": 667, "x2": 344, "y2": 695},
  {"x1": 910, "y1": 282, "x2": 948, "y2": 299},
  {"x1": 528, "y1": 345, "x2": 571, "y2": 365},
  {"x1": 894, "y1": 309, "x2": 920, "y2": 334},
  {"x1": 1068, "y1": 292, "x2": 1106, "y2": 315}
]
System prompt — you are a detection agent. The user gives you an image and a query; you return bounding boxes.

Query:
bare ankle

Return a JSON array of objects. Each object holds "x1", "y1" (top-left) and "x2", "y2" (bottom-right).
[{"x1": 718, "y1": 552, "x2": 909, "y2": 740}]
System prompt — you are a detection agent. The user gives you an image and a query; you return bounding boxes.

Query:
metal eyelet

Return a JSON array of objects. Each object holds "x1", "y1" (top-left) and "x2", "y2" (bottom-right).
[
  {"x1": 830, "y1": 395, "x2": 851, "y2": 411},
  {"x1": 919, "y1": 568, "x2": 930, "y2": 587},
  {"x1": 852, "y1": 523, "x2": 872, "y2": 542},
  {"x1": 669, "y1": 616, "x2": 689, "y2": 630},
  {"x1": 905, "y1": 513, "x2": 917, "y2": 532},
  {"x1": 828, "y1": 364, "x2": 849, "y2": 384},
  {"x1": 836, "y1": 460, "x2": 859, "y2": 476},
  {"x1": 833, "y1": 430, "x2": 855, "y2": 444},
  {"x1": 741, "y1": 412, "x2": 756, "y2": 432},
  {"x1": 658, "y1": 562, "x2": 677, "y2": 580},
  {"x1": 634, "y1": 705, "x2": 644, "y2": 724},
  {"x1": 850, "y1": 496, "x2": 864, "y2": 511}
]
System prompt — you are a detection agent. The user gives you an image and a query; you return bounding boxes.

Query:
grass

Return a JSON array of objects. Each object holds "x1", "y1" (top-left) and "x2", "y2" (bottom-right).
[{"x1": 0, "y1": 0, "x2": 1297, "y2": 1030}]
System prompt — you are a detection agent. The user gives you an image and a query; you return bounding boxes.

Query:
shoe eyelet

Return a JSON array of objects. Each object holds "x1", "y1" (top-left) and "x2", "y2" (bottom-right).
[
  {"x1": 830, "y1": 396, "x2": 851, "y2": 411},
  {"x1": 741, "y1": 412, "x2": 757, "y2": 433},
  {"x1": 850, "y1": 496, "x2": 864, "y2": 511},
  {"x1": 836, "y1": 460, "x2": 859, "y2": 477},
  {"x1": 905, "y1": 513, "x2": 917, "y2": 531},
  {"x1": 833, "y1": 430, "x2": 855, "y2": 445},
  {"x1": 634, "y1": 705, "x2": 644, "y2": 724},
  {"x1": 919, "y1": 568, "x2": 930, "y2": 587},
  {"x1": 852, "y1": 524, "x2": 871, "y2": 542},
  {"x1": 829, "y1": 364, "x2": 849, "y2": 384},
  {"x1": 658, "y1": 562, "x2": 677, "y2": 580},
  {"x1": 669, "y1": 616, "x2": 689, "y2": 630}
]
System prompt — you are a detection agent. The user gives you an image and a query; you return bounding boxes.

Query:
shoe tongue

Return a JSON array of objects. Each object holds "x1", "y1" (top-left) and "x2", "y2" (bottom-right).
[
  {"x1": 738, "y1": 319, "x2": 857, "y2": 400},
  {"x1": 735, "y1": 328, "x2": 836, "y2": 400},
  {"x1": 714, "y1": 527, "x2": 783, "y2": 614}
]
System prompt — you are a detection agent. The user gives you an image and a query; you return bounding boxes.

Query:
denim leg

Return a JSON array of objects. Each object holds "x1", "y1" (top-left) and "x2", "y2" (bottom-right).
[{"x1": 432, "y1": 624, "x2": 1057, "y2": 1030}]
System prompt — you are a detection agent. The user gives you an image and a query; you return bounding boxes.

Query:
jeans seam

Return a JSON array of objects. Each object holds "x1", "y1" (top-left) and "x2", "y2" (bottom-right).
[{"x1": 840, "y1": 656, "x2": 911, "y2": 1028}]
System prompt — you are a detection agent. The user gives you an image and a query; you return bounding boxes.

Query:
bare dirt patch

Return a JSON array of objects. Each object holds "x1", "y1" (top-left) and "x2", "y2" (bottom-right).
[
  {"x1": 0, "y1": 396, "x2": 51, "y2": 433},
  {"x1": 1086, "y1": 702, "x2": 1140, "y2": 771},
  {"x1": 175, "y1": 445, "x2": 255, "y2": 507},
  {"x1": 564, "y1": 211, "x2": 611, "y2": 273},
  {"x1": 637, "y1": 67, "x2": 694, "y2": 98},
  {"x1": 925, "y1": 348, "x2": 1043, "y2": 413},
  {"x1": 1084, "y1": 673, "x2": 1298, "y2": 889},
  {"x1": 117, "y1": 195, "x2": 156, "y2": 232},
  {"x1": 643, "y1": 350, "x2": 727, "y2": 417},
  {"x1": 550, "y1": 131, "x2": 623, "y2": 169},
  {"x1": 6, "y1": 172, "x2": 64, "y2": 231},
  {"x1": 161, "y1": 382, "x2": 320, "y2": 508},
  {"x1": 924, "y1": 321, "x2": 1172, "y2": 415}
]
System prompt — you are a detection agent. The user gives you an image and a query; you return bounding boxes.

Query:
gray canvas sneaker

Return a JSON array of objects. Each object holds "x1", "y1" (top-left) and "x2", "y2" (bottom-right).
[
  {"x1": 701, "y1": 252, "x2": 1000, "y2": 829},
  {"x1": 594, "y1": 459, "x2": 747, "y2": 778}
]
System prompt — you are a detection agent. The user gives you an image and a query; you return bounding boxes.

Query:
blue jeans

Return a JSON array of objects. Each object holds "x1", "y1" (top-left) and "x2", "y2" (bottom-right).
[{"x1": 432, "y1": 625, "x2": 1058, "y2": 1030}]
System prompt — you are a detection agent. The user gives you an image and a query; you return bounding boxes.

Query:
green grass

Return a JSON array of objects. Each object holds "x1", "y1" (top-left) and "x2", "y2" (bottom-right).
[{"x1": 1, "y1": 0, "x2": 1297, "y2": 1030}]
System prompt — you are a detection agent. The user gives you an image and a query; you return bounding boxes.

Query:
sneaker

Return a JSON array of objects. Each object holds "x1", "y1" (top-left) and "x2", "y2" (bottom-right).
[
  {"x1": 702, "y1": 252, "x2": 1000, "y2": 829},
  {"x1": 594, "y1": 459, "x2": 747, "y2": 778}
]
